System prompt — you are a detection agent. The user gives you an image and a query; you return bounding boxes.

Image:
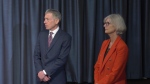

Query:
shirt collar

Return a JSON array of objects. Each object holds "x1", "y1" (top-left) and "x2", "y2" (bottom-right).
[{"x1": 49, "y1": 27, "x2": 59, "y2": 34}]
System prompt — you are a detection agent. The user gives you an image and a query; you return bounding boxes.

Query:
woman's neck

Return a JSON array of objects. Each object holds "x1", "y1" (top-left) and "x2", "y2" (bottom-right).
[{"x1": 108, "y1": 33, "x2": 118, "y2": 48}]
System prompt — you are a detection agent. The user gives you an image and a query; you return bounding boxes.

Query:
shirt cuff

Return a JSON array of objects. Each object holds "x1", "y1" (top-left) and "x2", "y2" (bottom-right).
[{"x1": 43, "y1": 70, "x2": 47, "y2": 75}]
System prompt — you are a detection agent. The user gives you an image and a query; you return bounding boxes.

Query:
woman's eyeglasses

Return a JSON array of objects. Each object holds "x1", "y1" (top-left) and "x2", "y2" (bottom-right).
[{"x1": 104, "y1": 22, "x2": 111, "y2": 26}]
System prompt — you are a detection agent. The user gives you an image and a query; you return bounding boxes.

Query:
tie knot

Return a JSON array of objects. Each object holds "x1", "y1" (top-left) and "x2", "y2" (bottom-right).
[{"x1": 49, "y1": 32, "x2": 53, "y2": 35}]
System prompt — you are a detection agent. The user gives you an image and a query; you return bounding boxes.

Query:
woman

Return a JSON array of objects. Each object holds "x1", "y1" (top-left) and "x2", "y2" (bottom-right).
[{"x1": 94, "y1": 14, "x2": 128, "y2": 84}]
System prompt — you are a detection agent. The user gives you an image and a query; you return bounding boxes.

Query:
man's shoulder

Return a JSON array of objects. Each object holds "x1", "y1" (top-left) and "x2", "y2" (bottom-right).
[{"x1": 59, "y1": 29, "x2": 71, "y2": 38}]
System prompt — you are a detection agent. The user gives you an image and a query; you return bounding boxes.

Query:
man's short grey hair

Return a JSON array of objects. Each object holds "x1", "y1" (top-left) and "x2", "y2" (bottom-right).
[
  {"x1": 45, "y1": 9, "x2": 61, "y2": 21},
  {"x1": 104, "y1": 14, "x2": 126, "y2": 35}
]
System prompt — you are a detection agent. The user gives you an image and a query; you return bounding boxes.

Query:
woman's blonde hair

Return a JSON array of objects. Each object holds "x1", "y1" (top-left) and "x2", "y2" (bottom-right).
[{"x1": 104, "y1": 14, "x2": 126, "y2": 34}]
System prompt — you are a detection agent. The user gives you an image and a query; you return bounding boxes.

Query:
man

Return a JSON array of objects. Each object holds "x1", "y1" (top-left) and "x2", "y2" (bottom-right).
[{"x1": 34, "y1": 9, "x2": 71, "y2": 84}]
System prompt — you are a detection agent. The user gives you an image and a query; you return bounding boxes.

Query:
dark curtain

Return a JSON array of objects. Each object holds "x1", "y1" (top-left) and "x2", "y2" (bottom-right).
[{"x1": 0, "y1": 0, "x2": 150, "y2": 84}]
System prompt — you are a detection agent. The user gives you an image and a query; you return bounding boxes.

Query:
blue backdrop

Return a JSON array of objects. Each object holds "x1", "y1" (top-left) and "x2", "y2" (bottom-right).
[{"x1": 0, "y1": 0, "x2": 150, "y2": 84}]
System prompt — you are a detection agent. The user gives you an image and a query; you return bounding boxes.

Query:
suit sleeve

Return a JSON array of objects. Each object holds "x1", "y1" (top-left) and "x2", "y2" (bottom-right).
[
  {"x1": 94, "y1": 55, "x2": 100, "y2": 83},
  {"x1": 34, "y1": 33, "x2": 43, "y2": 74},
  {"x1": 45, "y1": 35, "x2": 72, "y2": 76},
  {"x1": 97, "y1": 43, "x2": 128, "y2": 84}
]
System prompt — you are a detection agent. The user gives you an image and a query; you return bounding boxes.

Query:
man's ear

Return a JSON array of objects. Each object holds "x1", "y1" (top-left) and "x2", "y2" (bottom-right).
[{"x1": 55, "y1": 19, "x2": 59, "y2": 24}]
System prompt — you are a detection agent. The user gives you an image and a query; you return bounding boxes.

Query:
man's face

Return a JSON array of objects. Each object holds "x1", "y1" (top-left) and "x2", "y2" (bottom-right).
[{"x1": 44, "y1": 13, "x2": 59, "y2": 31}]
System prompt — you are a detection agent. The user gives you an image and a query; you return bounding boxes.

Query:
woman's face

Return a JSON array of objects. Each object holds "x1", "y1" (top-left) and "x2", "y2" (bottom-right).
[{"x1": 104, "y1": 18, "x2": 116, "y2": 34}]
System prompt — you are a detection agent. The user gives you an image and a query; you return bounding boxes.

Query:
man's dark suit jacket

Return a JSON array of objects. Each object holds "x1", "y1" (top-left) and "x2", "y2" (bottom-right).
[{"x1": 34, "y1": 28, "x2": 71, "y2": 84}]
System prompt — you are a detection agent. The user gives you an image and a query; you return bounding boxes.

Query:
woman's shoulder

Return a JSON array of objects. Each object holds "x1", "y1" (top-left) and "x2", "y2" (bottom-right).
[
  {"x1": 117, "y1": 39, "x2": 128, "y2": 50},
  {"x1": 103, "y1": 39, "x2": 110, "y2": 44}
]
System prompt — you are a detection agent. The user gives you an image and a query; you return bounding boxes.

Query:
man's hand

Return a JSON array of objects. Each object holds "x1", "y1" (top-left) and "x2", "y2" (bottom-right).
[
  {"x1": 43, "y1": 76, "x2": 51, "y2": 82},
  {"x1": 38, "y1": 71, "x2": 45, "y2": 81}
]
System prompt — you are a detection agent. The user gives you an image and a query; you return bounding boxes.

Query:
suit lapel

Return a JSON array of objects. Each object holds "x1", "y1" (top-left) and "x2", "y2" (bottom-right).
[
  {"x1": 98, "y1": 40, "x2": 110, "y2": 70},
  {"x1": 44, "y1": 31, "x2": 49, "y2": 54},
  {"x1": 100, "y1": 36, "x2": 121, "y2": 71},
  {"x1": 47, "y1": 29, "x2": 62, "y2": 53}
]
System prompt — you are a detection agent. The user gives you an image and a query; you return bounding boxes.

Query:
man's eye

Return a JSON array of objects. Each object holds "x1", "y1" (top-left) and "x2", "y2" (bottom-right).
[{"x1": 45, "y1": 18, "x2": 49, "y2": 20}]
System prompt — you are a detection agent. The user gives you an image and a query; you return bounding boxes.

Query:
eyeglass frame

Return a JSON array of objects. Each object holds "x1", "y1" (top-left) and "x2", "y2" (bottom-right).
[{"x1": 104, "y1": 22, "x2": 111, "y2": 26}]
